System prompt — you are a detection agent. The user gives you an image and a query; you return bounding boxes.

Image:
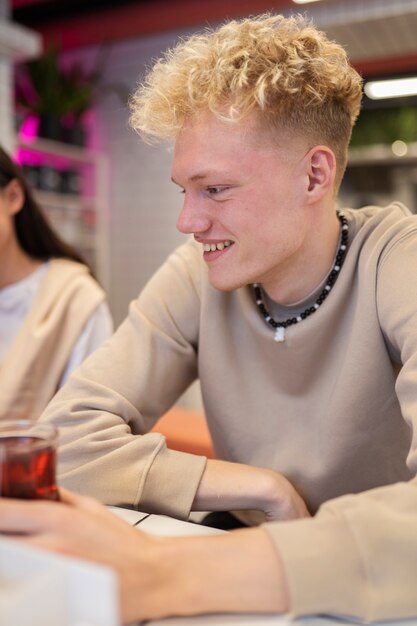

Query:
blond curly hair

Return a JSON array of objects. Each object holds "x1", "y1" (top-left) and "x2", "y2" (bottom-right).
[{"x1": 129, "y1": 13, "x2": 363, "y2": 185}]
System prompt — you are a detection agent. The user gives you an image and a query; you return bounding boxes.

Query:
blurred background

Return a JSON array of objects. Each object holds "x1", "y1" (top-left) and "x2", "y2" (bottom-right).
[{"x1": 2, "y1": 0, "x2": 417, "y2": 327}]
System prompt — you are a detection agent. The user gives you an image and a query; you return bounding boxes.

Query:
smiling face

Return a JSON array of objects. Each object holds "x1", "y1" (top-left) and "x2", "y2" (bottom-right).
[{"x1": 172, "y1": 110, "x2": 335, "y2": 302}]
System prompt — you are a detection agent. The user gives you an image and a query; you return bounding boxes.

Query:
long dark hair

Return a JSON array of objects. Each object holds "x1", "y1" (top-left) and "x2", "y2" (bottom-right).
[{"x1": 0, "y1": 145, "x2": 88, "y2": 266}]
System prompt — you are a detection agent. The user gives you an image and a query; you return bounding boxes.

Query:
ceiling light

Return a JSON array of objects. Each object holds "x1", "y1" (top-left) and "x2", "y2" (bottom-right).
[
  {"x1": 365, "y1": 77, "x2": 417, "y2": 100},
  {"x1": 292, "y1": 0, "x2": 322, "y2": 3}
]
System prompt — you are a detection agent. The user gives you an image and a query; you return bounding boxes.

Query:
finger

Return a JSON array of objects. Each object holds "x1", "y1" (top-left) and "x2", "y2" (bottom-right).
[
  {"x1": 0, "y1": 489, "x2": 97, "y2": 536},
  {"x1": 0, "y1": 498, "x2": 61, "y2": 534},
  {"x1": 58, "y1": 487, "x2": 110, "y2": 516},
  {"x1": 58, "y1": 487, "x2": 92, "y2": 506}
]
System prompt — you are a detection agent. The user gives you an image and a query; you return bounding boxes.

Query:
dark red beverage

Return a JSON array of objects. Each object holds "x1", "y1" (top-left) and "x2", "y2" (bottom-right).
[{"x1": 0, "y1": 435, "x2": 58, "y2": 500}]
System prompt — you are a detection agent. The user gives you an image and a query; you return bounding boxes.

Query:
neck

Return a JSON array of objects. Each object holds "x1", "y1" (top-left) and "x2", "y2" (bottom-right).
[
  {"x1": 0, "y1": 243, "x2": 42, "y2": 289},
  {"x1": 261, "y1": 207, "x2": 341, "y2": 305},
  {"x1": 253, "y1": 210, "x2": 348, "y2": 342}
]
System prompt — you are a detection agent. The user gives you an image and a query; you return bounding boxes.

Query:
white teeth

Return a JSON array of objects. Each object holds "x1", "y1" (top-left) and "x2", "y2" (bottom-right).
[{"x1": 203, "y1": 240, "x2": 232, "y2": 252}]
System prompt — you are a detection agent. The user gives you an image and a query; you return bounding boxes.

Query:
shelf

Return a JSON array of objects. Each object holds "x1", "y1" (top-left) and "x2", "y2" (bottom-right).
[
  {"x1": 0, "y1": 19, "x2": 41, "y2": 61},
  {"x1": 348, "y1": 142, "x2": 417, "y2": 166},
  {"x1": 17, "y1": 137, "x2": 101, "y2": 163},
  {"x1": 34, "y1": 190, "x2": 95, "y2": 212}
]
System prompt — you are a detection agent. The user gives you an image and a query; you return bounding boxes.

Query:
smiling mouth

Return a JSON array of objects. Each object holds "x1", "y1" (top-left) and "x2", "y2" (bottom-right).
[{"x1": 202, "y1": 240, "x2": 233, "y2": 252}]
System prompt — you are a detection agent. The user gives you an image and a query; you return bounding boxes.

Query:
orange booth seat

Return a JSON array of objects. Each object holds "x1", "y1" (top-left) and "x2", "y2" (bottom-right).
[{"x1": 151, "y1": 407, "x2": 215, "y2": 458}]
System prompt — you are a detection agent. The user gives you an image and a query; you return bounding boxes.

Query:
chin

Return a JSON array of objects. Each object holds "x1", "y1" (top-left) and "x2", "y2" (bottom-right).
[{"x1": 207, "y1": 273, "x2": 248, "y2": 293}]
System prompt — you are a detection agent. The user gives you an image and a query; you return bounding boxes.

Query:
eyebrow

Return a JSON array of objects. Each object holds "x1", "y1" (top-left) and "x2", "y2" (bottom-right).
[
  {"x1": 189, "y1": 172, "x2": 214, "y2": 182},
  {"x1": 171, "y1": 170, "x2": 231, "y2": 186}
]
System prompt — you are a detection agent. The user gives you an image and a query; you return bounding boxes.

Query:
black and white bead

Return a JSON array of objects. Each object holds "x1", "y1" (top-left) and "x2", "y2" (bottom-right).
[{"x1": 253, "y1": 211, "x2": 348, "y2": 342}]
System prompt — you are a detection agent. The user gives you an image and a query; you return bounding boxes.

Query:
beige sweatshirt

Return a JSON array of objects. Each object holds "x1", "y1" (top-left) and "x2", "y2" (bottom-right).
[
  {"x1": 0, "y1": 259, "x2": 106, "y2": 420},
  {"x1": 41, "y1": 203, "x2": 417, "y2": 621}
]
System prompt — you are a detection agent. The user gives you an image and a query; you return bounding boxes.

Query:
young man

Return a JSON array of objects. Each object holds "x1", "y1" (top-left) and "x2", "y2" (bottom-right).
[{"x1": 3, "y1": 12, "x2": 417, "y2": 623}]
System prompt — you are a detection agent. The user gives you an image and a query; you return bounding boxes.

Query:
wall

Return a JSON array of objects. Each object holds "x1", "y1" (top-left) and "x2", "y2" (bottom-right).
[
  {"x1": 0, "y1": 54, "x2": 12, "y2": 149},
  {"x1": 0, "y1": 0, "x2": 8, "y2": 19},
  {"x1": 0, "y1": 0, "x2": 11, "y2": 148}
]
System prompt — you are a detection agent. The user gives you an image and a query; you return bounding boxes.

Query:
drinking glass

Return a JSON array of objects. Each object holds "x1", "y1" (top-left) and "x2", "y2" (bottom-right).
[{"x1": 0, "y1": 420, "x2": 58, "y2": 500}]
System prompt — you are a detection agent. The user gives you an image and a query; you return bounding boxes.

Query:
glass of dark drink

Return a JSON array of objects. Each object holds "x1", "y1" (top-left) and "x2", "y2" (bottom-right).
[{"x1": 0, "y1": 420, "x2": 58, "y2": 500}]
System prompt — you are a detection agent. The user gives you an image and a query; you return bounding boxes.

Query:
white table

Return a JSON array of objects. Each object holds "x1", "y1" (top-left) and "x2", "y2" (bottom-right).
[
  {"x1": 108, "y1": 506, "x2": 224, "y2": 537},
  {"x1": 108, "y1": 507, "x2": 417, "y2": 626}
]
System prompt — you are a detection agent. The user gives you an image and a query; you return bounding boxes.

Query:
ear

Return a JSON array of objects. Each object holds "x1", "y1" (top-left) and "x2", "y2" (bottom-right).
[
  {"x1": 3, "y1": 178, "x2": 25, "y2": 216},
  {"x1": 305, "y1": 146, "x2": 336, "y2": 203}
]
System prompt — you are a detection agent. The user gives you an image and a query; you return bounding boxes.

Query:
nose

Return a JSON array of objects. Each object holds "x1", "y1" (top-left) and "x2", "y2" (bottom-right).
[{"x1": 176, "y1": 194, "x2": 211, "y2": 235}]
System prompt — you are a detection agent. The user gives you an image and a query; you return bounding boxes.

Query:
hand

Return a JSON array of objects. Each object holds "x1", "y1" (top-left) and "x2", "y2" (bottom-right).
[
  {"x1": 261, "y1": 469, "x2": 310, "y2": 522},
  {"x1": 0, "y1": 489, "x2": 162, "y2": 624},
  {"x1": 0, "y1": 488, "x2": 289, "y2": 622},
  {"x1": 193, "y1": 459, "x2": 310, "y2": 522}
]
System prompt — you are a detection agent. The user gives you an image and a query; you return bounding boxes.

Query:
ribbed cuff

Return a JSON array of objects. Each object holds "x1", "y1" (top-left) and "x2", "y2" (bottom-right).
[{"x1": 138, "y1": 444, "x2": 207, "y2": 520}]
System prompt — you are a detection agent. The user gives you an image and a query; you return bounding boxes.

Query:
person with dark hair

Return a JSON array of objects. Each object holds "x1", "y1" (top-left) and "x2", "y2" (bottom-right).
[{"x1": 0, "y1": 145, "x2": 113, "y2": 419}]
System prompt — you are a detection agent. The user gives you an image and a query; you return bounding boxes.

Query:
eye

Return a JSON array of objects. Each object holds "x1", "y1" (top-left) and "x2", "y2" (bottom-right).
[
  {"x1": 207, "y1": 186, "x2": 222, "y2": 194},
  {"x1": 206, "y1": 186, "x2": 228, "y2": 197}
]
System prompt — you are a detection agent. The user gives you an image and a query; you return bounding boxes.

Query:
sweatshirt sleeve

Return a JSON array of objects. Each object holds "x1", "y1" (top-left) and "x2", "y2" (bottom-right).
[
  {"x1": 377, "y1": 224, "x2": 417, "y2": 474},
  {"x1": 39, "y1": 241, "x2": 207, "y2": 519},
  {"x1": 262, "y1": 478, "x2": 417, "y2": 622}
]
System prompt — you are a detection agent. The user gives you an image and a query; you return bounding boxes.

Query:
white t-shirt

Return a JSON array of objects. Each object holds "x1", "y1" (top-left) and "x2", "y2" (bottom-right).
[{"x1": 0, "y1": 262, "x2": 113, "y2": 387}]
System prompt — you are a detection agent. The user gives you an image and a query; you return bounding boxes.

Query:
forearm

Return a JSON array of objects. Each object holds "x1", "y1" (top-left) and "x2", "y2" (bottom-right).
[
  {"x1": 136, "y1": 528, "x2": 288, "y2": 622},
  {"x1": 193, "y1": 459, "x2": 273, "y2": 509},
  {"x1": 192, "y1": 459, "x2": 309, "y2": 520}
]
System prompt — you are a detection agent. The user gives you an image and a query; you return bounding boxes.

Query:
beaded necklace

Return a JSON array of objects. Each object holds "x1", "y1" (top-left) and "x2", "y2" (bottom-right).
[{"x1": 253, "y1": 211, "x2": 348, "y2": 342}]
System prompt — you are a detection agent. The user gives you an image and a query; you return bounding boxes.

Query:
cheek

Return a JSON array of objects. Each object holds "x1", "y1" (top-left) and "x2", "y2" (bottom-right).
[{"x1": 253, "y1": 213, "x2": 306, "y2": 262}]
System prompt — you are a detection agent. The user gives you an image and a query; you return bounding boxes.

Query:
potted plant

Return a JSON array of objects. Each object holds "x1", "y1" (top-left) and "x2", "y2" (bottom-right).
[
  {"x1": 15, "y1": 43, "x2": 127, "y2": 146},
  {"x1": 16, "y1": 43, "x2": 67, "y2": 141}
]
